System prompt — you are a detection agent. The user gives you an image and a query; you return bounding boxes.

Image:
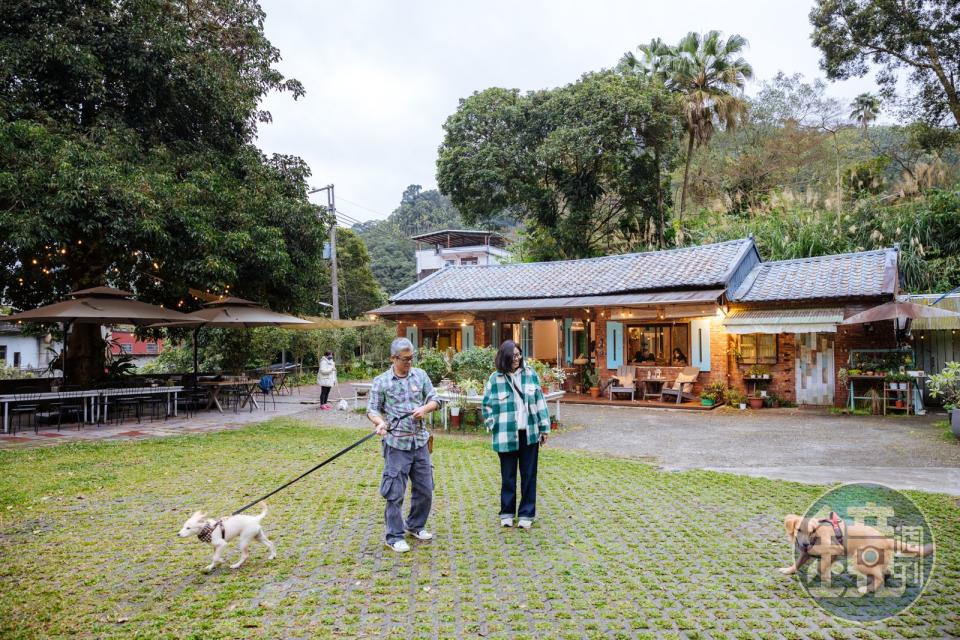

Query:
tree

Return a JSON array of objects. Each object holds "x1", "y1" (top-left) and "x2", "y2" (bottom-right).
[
  {"x1": 850, "y1": 92, "x2": 881, "y2": 130},
  {"x1": 354, "y1": 185, "x2": 471, "y2": 295},
  {"x1": 625, "y1": 31, "x2": 753, "y2": 234},
  {"x1": 328, "y1": 228, "x2": 386, "y2": 319},
  {"x1": 0, "y1": 1, "x2": 330, "y2": 382},
  {"x1": 810, "y1": 0, "x2": 960, "y2": 127},
  {"x1": 437, "y1": 72, "x2": 678, "y2": 259}
]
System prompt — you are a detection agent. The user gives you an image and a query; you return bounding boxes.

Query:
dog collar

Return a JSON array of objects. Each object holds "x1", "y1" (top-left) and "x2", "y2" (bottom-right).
[{"x1": 197, "y1": 519, "x2": 225, "y2": 543}]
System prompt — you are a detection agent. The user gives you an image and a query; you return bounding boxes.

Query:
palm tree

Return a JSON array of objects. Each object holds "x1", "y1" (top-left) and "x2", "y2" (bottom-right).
[
  {"x1": 849, "y1": 93, "x2": 881, "y2": 131},
  {"x1": 625, "y1": 31, "x2": 753, "y2": 236}
]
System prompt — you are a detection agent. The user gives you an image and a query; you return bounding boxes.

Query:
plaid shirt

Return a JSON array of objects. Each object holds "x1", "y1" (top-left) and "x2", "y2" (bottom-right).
[
  {"x1": 481, "y1": 366, "x2": 550, "y2": 453},
  {"x1": 367, "y1": 366, "x2": 438, "y2": 450}
]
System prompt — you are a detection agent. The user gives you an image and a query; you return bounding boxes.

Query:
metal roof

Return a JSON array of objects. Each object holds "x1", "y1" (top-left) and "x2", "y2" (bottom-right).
[
  {"x1": 903, "y1": 294, "x2": 960, "y2": 330},
  {"x1": 410, "y1": 229, "x2": 508, "y2": 249},
  {"x1": 371, "y1": 289, "x2": 726, "y2": 316},
  {"x1": 391, "y1": 238, "x2": 757, "y2": 303},
  {"x1": 723, "y1": 308, "x2": 846, "y2": 334},
  {"x1": 731, "y1": 248, "x2": 898, "y2": 303}
]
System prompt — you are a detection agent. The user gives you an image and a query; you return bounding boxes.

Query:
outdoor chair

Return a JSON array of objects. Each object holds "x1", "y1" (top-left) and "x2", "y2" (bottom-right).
[
  {"x1": 659, "y1": 367, "x2": 700, "y2": 404},
  {"x1": 49, "y1": 389, "x2": 86, "y2": 431},
  {"x1": 257, "y1": 375, "x2": 276, "y2": 411},
  {"x1": 113, "y1": 390, "x2": 142, "y2": 425},
  {"x1": 11, "y1": 388, "x2": 41, "y2": 434},
  {"x1": 139, "y1": 392, "x2": 168, "y2": 422},
  {"x1": 274, "y1": 372, "x2": 289, "y2": 396},
  {"x1": 607, "y1": 365, "x2": 636, "y2": 401}
]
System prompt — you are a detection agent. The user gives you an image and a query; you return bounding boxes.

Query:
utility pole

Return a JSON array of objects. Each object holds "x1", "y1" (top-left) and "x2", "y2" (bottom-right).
[{"x1": 309, "y1": 184, "x2": 339, "y2": 319}]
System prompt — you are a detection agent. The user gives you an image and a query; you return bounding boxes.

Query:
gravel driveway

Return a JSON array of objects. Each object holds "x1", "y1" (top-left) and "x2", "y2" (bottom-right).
[{"x1": 550, "y1": 404, "x2": 960, "y2": 495}]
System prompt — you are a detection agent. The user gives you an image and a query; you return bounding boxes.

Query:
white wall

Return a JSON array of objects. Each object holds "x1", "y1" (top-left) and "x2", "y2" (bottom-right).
[
  {"x1": 0, "y1": 335, "x2": 53, "y2": 370},
  {"x1": 415, "y1": 245, "x2": 513, "y2": 274}
]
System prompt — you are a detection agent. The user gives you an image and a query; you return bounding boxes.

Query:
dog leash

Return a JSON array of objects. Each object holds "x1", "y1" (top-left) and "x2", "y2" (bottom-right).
[{"x1": 231, "y1": 411, "x2": 415, "y2": 515}]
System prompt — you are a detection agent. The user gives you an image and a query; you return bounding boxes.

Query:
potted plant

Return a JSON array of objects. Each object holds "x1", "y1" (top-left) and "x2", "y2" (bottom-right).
[
  {"x1": 582, "y1": 367, "x2": 601, "y2": 398},
  {"x1": 550, "y1": 416, "x2": 559, "y2": 431},
  {"x1": 929, "y1": 362, "x2": 960, "y2": 438},
  {"x1": 528, "y1": 358, "x2": 551, "y2": 392},
  {"x1": 838, "y1": 368, "x2": 849, "y2": 389},
  {"x1": 726, "y1": 388, "x2": 747, "y2": 410},
  {"x1": 748, "y1": 395, "x2": 765, "y2": 409},
  {"x1": 700, "y1": 390, "x2": 718, "y2": 407},
  {"x1": 550, "y1": 366, "x2": 567, "y2": 392}
]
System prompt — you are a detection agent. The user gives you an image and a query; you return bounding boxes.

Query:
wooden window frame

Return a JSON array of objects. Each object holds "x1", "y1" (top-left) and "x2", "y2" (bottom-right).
[{"x1": 737, "y1": 333, "x2": 778, "y2": 365}]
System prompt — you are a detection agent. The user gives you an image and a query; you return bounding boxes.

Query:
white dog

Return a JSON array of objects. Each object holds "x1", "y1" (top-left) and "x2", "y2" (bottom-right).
[{"x1": 177, "y1": 504, "x2": 276, "y2": 571}]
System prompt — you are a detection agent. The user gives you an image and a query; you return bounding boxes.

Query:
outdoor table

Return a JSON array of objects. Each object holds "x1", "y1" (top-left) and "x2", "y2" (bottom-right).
[
  {"x1": 640, "y1": 378, "x2": 667, "y2": 401},
  {"x1": 351, "y1": 383, "x2": 373, "y2": 409},
  {"x1": 95, "y1": 386, "x2": 184, "y2": 423},
  {"x1": 197, "y1": 380, "x2": 260, "y2": 413},
  {"x1": 1, "y1": 386, "x2": 184, "y2": 433},
  {"x1": 436, "y1": 390, "x2": 565, "y2": 431}
]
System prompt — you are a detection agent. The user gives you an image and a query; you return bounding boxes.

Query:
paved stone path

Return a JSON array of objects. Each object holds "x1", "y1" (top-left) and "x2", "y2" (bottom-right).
[{"x1": 551, "y1": 404, "x2": 960, "y2": 496}]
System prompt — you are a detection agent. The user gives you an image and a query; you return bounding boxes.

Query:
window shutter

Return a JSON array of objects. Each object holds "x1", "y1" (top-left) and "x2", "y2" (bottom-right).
[
  {"x1": 405, "y1": 326, "x2": 418, "y2": 350},
  {"x1": 606, "y1": 321, "x2": 623, "y2": 369},
  {"x1": 521, "y1": 321, "x2": 533, "y2": 358},
  {"x1": 462, "y1": 325, "x2": 475, "y2": 350},
  {"x1": 563, "y1": 318, "x2": 573, "y2": 365},
  {"x1": 690, "y1": 318, "x2": 711, "y2": 372},
  {"x1": 491, "y1": 322, "x2": 500, "y2": 348}
]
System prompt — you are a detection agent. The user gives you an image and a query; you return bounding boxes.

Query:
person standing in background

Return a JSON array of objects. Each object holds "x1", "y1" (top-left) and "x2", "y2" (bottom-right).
[{"x1": 317, "y1": 351, "x2": 337, "y2": 410}]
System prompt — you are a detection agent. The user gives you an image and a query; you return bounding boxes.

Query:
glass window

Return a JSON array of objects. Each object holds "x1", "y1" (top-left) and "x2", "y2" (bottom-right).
[
  {"x1": 13, "y1": 351, "x2": 21, "y2": 367},
  {"x1": 738, "y1": 334, "x2": 777, "y2": 364},
  {"x1": 0, "y1": 345, "x2": 6, "y2": 363},
  {"x1": 460, "y1": 257, "x2": 478, "y2": 266},
  {"x1": 420, "y1": 328, "x2": 462, "y2": 353},
  {"x1": 626, "y1": 324, "x2": 690, "y2": 366},
  {"x1": 146, "y1": 343, "x2": 158, "y2": 354},
  {"x1": 121, "y1": 343, "x2": 133, "y2": 354}
]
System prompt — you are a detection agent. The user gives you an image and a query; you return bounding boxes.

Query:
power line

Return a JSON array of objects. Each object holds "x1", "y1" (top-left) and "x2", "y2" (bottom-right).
[{"x1": 337, "y1": 196, "x2": 390, "y2": 219}]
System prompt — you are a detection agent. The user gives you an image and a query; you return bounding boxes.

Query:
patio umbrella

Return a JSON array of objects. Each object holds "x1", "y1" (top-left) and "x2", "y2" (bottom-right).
[
  {"x1": 281, "y1": 315, "x2": 378, "y2": 330},
  {"x1": 3, "y1": 286, "x2": 196, "y2": 383},
  {"x1": 841, "y1": 301, "x2": 960, "y2": 325},
  {"x1": 164, "y1": 297, "x2": 313, "y2": 376}
]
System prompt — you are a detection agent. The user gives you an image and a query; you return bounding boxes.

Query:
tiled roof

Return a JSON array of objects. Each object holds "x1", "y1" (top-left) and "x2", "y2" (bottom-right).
[
  {"x1": 390, "y1": 238, "x2": 756, "y2": 303},
  {"x1": 732, "y1": 249, "x2": 898, "y2": 303}
]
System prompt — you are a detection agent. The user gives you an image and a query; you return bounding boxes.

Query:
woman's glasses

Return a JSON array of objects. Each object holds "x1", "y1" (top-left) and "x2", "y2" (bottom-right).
[{"x1": 512, "y1": 352, "x2": 523, "y2": 360}]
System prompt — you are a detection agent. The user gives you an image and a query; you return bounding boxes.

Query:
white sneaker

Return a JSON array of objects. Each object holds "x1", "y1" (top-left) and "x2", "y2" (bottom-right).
[
  {"x1": 500, "y1": 517, "x2": 514, "y2": 528},
  {"x1": 405, "y1": 529, "x2": 434, "y2": 540},
  {"x1": 385, "y1": 539, "x2": 410, "y2": 553},
  {"x1": 517, "y1": 518, "x2": 533, "y2": 529}
]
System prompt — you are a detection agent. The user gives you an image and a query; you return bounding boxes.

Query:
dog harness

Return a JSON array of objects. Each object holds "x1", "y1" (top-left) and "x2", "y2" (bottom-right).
[
  {"x1": 816, "y1": 512, "x2": 844, "y2": 545},
  {"x1": 197, "y1": 519, "x2": 226, "y2": 544}
]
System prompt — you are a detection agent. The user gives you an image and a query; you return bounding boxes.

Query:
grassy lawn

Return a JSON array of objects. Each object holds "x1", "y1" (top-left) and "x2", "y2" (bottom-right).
[{"x1": 1, "y1": 418, "x2": 959, "y2": 639}]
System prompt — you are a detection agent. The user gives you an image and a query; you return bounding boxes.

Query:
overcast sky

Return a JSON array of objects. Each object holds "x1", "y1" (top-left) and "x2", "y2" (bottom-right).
[{"x1": 255, "y1": 0, "x2": 882, "y2": 225}]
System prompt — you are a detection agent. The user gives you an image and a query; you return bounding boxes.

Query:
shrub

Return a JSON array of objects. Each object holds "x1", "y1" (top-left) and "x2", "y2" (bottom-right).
[
  {"x1": 416, "y1": 347, "x2": 450, "y2": 385},
  {"x1": 929, "y1": 362, "x2": 960, "y2": 410},
  {"x1": 451, "y1": 346, "x2": 496, "y2": 383}
]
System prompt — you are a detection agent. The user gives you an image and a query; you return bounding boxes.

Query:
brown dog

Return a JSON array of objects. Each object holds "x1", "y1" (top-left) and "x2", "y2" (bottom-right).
[{"x1": 778, "y1": 513, "x2": 934, "y2": 594}]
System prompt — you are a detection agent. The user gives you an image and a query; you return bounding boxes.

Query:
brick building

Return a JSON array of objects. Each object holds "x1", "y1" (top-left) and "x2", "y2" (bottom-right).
[{"x1": 369, "y1": 237, "x2": 901, "y2": 407}]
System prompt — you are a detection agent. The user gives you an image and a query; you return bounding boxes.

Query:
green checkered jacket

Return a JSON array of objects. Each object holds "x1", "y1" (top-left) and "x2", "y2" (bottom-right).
[{"x1": 481, "y1": 366, "x2": 550, "y2": 453}]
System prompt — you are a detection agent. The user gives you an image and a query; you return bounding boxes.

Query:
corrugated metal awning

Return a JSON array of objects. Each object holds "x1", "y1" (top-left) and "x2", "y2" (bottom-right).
[
  {"x1": 370, "y1": 289, "x2": 725, "y2": 316},
  {"x1": 903, "y1": 294, "x2": 960, "y2": 330},
  {"x1": 723, "y1": 308, "x2": 845, "y2": 334}
]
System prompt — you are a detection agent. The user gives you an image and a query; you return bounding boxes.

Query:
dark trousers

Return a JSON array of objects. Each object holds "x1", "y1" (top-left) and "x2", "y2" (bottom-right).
[
  {"x1": 320, "y1": 385, "x2": 331, "y2": 404},
  {"x1": 497, "y1": 431, "x2": 539, "y2": 519},
  {"x1": 380, "y1": 442, "x2": 433, "y2": 543}
]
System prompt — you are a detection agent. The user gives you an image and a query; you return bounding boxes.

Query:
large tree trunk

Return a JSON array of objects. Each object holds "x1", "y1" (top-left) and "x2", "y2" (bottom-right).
[
  {"x1": 65, "y1": 324, "x2": 106, "y2": 385},
  {"x1": 678, "y1": 132, "x2": 695, "y2": 245}
]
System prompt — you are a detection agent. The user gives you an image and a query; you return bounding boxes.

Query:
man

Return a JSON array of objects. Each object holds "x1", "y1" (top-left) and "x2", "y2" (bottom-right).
[{"x1": 367, "y1": 337, "x2": 440, "y2": 552}]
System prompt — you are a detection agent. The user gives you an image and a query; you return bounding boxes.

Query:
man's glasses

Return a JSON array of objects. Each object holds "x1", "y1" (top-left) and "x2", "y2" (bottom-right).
[{"x1": 393, "y1": 355, "x2": 414, "y2": 363}]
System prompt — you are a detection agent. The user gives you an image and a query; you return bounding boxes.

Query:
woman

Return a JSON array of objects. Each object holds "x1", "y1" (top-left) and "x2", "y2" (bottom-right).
[
  {"x1": 481, "y1": 340, "x2": 551, "y2": 529},
  {"x1": 672, "y1": 347, "x2": 688, "y2": 366},
  {"x1": 316, "y1": 351, "x2": 337, "y2": 410}
]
